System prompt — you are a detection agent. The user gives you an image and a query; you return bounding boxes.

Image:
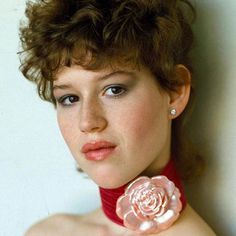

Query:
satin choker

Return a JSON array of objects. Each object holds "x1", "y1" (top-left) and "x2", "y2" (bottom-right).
[{"x1": 99, "y1": 159, "x2": 186, "y2": 234}]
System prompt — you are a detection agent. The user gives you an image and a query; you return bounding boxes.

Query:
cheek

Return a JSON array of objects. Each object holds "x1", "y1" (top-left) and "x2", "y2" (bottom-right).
[
  {"x1": 127, "y1": 105, "x2": 152, "y2": 138},
  {"x1": 57, "y1": 112, "x2": 77, "y2": 146},
  {"x1": 116, "y1": 96, "x2": 169, "y2": 152},
  {"x1": 134, "y1": 107, "x2": 160, "y2": 140}
]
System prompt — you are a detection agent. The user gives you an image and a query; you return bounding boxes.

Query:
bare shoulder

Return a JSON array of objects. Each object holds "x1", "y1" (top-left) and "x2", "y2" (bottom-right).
[
  {"x1": 166, "y1": 204, "x2": 216, "y2": 236},
  {"x1": 24, "y1": 205, "x2": 216, "y2": 236},
  {"x1": 24, "y1": 211, "x2": 107, "y2": 236},
  {"x1": 24, "y1": 214, "x2": 79, "y2": 236}
]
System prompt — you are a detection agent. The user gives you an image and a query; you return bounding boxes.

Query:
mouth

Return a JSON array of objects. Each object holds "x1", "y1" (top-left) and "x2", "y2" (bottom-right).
[
  {"x1": 81, "y1": 140, "x2": 117, "y2": 161},
  {"x1": 83, "y1": 146, "x2": 117, "y2": 161}
]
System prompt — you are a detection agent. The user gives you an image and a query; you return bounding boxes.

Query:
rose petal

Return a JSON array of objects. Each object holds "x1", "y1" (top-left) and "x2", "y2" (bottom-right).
[
  {"x1": 161, "y1": 194, "x2": 169, "y2": 208},
  {"x1": 116, "y1": 194, "x2": 131, "y2": 218},
  {"x1": 168, "y1": 189, "x2": 182, "y2": 212},
  {"x1": 125, "y1": 177, "x2": 150, "y2": 195},
  {"x1": 154, "y1": 206, "x2": 166, "y2": 217},
  {"x1": 139, "y1": 220, "x2": 157, "y2": 234},
  {"x1": 138, "y1": 194, "x2": 162, "y2": 216},
  {"x1": 155, "y1": 209, "x2": 179, "y2": 230},
  {"x1": 152, "y1": 187, "x2": 166, "y2": 199},
  {"x1": 123, "y1": 211, "x2": 142, "y2": 231},
  {"x1": 151, "y1": 176, "x2": 175, "y2": 196},
  {"x1": 131, "y1": 203, "x2": 146, "y2": 220}
]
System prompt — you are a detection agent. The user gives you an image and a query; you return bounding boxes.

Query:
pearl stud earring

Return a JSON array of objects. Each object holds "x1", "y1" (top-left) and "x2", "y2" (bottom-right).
[{"x1": 170, "y1": 108, "x2": 177, "y2": 116}]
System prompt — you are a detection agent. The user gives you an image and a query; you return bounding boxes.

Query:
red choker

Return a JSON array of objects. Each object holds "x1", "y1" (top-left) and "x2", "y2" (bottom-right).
[{"x1": 99, "y1": 159, "x2": 186, "y2": 234}]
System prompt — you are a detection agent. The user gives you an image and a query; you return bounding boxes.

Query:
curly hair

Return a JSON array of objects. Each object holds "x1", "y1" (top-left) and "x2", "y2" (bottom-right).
[{"x1": 19, "y1": 0, "x2": 203, "y2": 180}]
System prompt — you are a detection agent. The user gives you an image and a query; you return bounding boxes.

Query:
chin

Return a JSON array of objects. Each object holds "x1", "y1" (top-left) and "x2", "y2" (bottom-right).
[
  {"x1": 92, "y1": 177, "x2": 124, "y2": 189},
  {"x1": 79, "y1": 162, "x2": 136, "y2": 189},
  {"x1": 89, "y1": 171, "x2": 130, "y2": 189}
]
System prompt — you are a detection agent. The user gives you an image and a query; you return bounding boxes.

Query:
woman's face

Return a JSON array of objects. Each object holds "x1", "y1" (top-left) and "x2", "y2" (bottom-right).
[{"x1": 53, "y1": 65, "x2": 172, "y2": 188}]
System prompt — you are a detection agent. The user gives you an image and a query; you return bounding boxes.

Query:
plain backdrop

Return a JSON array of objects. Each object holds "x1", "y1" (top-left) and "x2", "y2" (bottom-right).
[{"x1": 0, "y1": 1, "x2": 235, "y2": 236}]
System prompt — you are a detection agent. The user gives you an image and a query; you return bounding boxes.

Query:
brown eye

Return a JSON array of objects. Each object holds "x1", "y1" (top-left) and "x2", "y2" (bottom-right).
[
  {"x1": 57, "y1": 95, "x2": 79, "y2": 106},
  {"x1": 105, "y1": 86, "x2": 126, "y2": 97}
]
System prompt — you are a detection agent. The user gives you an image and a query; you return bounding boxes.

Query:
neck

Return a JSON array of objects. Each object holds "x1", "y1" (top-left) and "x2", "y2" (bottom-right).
[{"x1": 99, "y1": 159, "x2": 186, "y2": 226}]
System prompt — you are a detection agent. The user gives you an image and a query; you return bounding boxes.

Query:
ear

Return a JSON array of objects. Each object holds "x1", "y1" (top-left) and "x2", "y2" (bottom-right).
[{"x1": 168, "y1": 64, "x2": 191, "y2": 119}]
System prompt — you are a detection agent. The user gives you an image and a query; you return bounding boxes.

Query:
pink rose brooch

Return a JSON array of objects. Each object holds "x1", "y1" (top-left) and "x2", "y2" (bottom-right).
[{"x1": 116, "y1": 176, "x2": 182, "y2": 234}]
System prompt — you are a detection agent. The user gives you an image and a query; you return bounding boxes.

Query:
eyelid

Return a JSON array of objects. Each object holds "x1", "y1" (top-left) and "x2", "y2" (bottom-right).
[
  {"x1": 103, "y1": 84, "x2": 127, "y2": 97},
  {"x1": 56, "y1": 94, "x2": 79, "y2": 106}
]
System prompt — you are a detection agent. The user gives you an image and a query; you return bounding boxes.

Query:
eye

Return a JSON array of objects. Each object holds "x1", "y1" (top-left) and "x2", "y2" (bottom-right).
[
  {"x1": 57, "y1": 95, "x2": 79, "y2": 106},
  {"x1": 104, "y1": 85, "x2": 127, "y2": 97}
]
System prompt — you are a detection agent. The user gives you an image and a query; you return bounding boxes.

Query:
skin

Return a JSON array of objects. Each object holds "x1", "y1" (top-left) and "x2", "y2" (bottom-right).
[
  {"x1": 54, "y1": 65, "x2": 174, "y2": 188},
  {"x1": 25, "y1": 206, "x2": 216, "y2": 236},
  {"x1": 25, "y1": 64, "x2": 216, "y2": 235}
]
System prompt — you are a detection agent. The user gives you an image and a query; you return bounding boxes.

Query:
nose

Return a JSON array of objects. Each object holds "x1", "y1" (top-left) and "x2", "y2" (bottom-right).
[{"x1": 79, "y1": 99, "x2": 108, "y2": 133}]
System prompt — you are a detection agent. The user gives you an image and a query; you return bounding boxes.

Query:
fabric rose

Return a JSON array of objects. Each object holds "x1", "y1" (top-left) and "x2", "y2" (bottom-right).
[{"x1": 116, "y1": 176, "x2": 182, "y2": 234}]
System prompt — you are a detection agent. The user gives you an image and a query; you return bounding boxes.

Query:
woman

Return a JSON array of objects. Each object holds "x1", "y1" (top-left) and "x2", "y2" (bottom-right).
[{"x1": 19, "y1": 0, "x2": 216, "y2": 235}]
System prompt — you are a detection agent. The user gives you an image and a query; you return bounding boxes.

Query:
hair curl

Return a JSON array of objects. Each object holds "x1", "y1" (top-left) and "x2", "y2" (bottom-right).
[{"x1": 19, "y1": 0, "x2": 203, "y2": 180}]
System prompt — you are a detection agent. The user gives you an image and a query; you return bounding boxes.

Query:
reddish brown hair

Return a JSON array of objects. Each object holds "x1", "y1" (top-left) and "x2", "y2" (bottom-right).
[{"x1": 19, "y1": 0, "x2": 203, "y2": 180}]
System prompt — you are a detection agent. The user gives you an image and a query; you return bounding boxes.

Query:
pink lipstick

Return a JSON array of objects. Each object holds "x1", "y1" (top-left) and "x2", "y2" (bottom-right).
[{"x1": 81, "y1": 141, "x2": 116, "y2": 161}]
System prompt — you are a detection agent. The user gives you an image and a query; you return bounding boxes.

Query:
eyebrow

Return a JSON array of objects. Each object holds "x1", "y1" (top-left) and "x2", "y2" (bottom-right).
[{"x1": 52, "y1": 70, "x2": 136, "y2": 91}]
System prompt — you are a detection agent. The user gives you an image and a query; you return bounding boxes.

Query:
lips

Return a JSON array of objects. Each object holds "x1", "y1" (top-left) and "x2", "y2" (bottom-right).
[{"x1": 81, "y1": 141, "x2": 117, "y2": 161}]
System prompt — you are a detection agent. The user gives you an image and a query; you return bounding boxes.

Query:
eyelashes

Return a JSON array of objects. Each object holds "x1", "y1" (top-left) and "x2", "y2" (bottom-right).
[
  {"x1": 104, "y1": 85, "x2": 127, "y2": 97},
  {"x1": 57, "y1": 95, "x2": 79, "y2": 106},
  {"x1": 56, "y1": 85, "x2": 128, "y2": 107}
]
